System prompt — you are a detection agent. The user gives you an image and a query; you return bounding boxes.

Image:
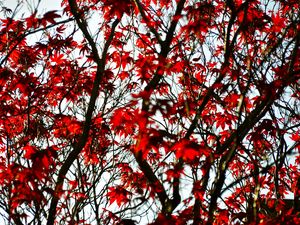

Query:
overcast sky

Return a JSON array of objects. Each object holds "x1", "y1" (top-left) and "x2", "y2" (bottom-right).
[{"x1": 2, "y1": 0, "x2": 61, "y2": 18}]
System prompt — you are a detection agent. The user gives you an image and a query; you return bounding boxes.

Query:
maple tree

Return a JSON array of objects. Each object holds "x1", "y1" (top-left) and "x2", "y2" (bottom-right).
[{"x1": 0, "y1": 0, "x2": 299, "y2": 224}]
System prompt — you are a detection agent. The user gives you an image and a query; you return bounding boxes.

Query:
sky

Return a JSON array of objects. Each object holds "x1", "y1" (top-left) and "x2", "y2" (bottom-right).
[{"x1": 2, "y1": 0, "x2": 61, "y2": 16}]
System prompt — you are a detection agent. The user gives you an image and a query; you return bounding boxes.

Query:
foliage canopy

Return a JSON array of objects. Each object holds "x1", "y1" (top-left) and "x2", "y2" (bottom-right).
[{"x1": 0, "y1": 0, "x2": 299, "y2": 224}]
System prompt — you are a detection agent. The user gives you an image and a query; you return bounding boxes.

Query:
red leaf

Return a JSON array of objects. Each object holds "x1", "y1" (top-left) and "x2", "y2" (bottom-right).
[
  {"x1": 42, "y1": 10, "x2": 60, "y2": 25},
  {"x1": 291, "y1": 132, "x2": 300, "y2": 142},
  {"x1": 271, "y1": 14, "x2": 286, "y2": 33},
  {"x1": 23, "y1": 146, "x2": 37, "y2": 159},
  {"x1": 107, "y1": 186, "x2": 131, "y2": 207},
  {"x1": 174, "y1": 140, "x2": 200, "y2": 161},
  {"x1": 119, "y1": 71, "x2": 129, "y2": 80}
]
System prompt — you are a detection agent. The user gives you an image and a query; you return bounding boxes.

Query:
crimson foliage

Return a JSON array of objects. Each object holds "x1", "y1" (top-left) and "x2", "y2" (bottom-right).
[{"x1": 0, "y1": 0, "x2": 299, "y2": 224}]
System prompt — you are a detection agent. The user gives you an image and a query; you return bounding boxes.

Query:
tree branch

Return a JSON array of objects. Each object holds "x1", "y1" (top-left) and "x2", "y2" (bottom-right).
[
  {"x1": 206, "y1": 28, "x2": 300, "y2": 224},
  {"x1": 132, "y1": 0, "x2": 186, "y2": 216},
  {"x1": 46, "y1": 1, "x2": 120, "y2": 224}
]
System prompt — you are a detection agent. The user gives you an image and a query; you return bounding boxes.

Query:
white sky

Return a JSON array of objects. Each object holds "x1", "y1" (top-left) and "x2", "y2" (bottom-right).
[{"x1": 2, "y1": 0, "x2": 61, "y2": 16}]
